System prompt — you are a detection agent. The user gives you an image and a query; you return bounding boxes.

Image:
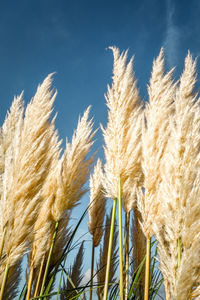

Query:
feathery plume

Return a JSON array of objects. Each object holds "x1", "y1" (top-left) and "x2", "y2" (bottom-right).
[
  {"x1": 138, "y1": 48, "x2": 176, "y2": 239},
  {"x1": 131, "y1": 207, "x2": 146, "y2": 296},
  {"x1": 0, "y1": 93, "x2": 24, "y2": 178},
  {"x1": 50, "y1": 106, "x2": 95, "y2": 221},
  {"x1": 102, "y1": 46, "x2": 143, "y2": 200},
  {"x1": 154, "y1": 52, "x2": 200, "y2": 299},
  {"x1": 88, "y1": 159, "x2": 106, "y2": 247},
  {"x1": 1, "y1": 74, "x2": 57, "y2": 275}
]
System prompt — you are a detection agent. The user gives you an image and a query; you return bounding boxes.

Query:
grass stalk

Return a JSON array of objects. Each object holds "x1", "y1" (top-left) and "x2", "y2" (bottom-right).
[
  {"x1": 89, "y1": 238, "x2": 95, "y2": 300},
  {"x1": 34, "y1": 257, "x2": 45, "y2": 297},
  {"x1": 0, "y1": 226, "x2": 6, "y2": 259},
  {"x1": 118, "y1": 175, "x2": 124, "y2": 300},
  {"x1": 39, "y1": 221, "x2": 59, "y2": 298},
  {"x1": 103, "y1": 198, "x2": 117, "y2": 300},
  {"x1": 177, "y1": 237, "x2": 182, "y2": 269},
  {"x1": 125, "y1": 212, "x2": 130, "y2": 300},
  {"x1": 26, "y1": 266, "x2": 34, "y2": 300},
  {"x1": 144, "y1": 237, "x2": 151, "y2": 300},
  {"x1": 164, "y1": 279, "x2": 170, "y2": 300},
  {"x1": 0, "y1": 260, "x2": 9, "y2": 300}
]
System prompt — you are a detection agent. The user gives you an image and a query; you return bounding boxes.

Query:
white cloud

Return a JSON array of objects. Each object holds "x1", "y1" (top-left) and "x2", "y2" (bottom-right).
[{"x1": 164, "y1": 0, "x2": 180, "y2": 68}]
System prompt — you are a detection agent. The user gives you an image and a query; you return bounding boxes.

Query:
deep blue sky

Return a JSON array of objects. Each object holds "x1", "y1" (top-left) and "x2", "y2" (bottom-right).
[
  {"x1": 1, "y1": 0, "x2": 200, "y2": 142},
  {"x1": 1, "y1": 0, "x2": 200, "y2": 296}
]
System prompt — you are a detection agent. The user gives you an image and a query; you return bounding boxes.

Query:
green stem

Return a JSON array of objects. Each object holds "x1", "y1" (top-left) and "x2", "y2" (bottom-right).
[
  {"x1": 125, "y1": 212, "x2": 130, "y2": 300},
  {"x1": 144, "y1": 237, "x2": 151, "y2": 300},
  {"x1": 118, "y1": 176, "x2": 124, "y2": 300},
  {"x1": 177, "y1": 237, "x2": 182, "y2": 269},
  {"x1": 39, "y1": 221, "x2": 59, "y2": 298},
  {"x1": 103, "y1": 198, "x2": 117, "y2": 300},
  {"x1": 89, "y1": 239, "x2": 95, "y2": 300},
  {"x1": 0, "y1": 260, "x2": 9, "y2": 300}
]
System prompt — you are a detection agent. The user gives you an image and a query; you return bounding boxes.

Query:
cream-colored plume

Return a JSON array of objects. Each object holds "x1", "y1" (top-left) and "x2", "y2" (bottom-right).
[
  {"x1": 1, "y1": 74, "x2": 58, "y2": 271},
  {"x1": 50, "y1": 106, "x2": 95, "y2": 221},
  {"x1": 154, "y1": 53, "x2": 200, "y2": 299},
  {"x1": 138, "y1": 48, "x2": 176, "y2": 239},
  {"x1": 102, "y1": 46, "x2": 143, "y2": 202}
]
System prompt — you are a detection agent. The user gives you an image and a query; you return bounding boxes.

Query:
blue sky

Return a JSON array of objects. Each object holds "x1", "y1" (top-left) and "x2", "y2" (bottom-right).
[{"x1": 1, "y1": 0, "x2": 200, "y2": 297}]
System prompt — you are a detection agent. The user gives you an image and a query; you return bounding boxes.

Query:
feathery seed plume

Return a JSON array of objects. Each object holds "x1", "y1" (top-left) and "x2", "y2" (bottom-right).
[
  {"x1": 88, "y1": 159, "x2": 106, "y2": 247},
  {"x1": 154, "y1": 52, "x2": 200, "y2": 299},
  {"x1": 50, "y1": 106, "x2": 95, "y2": 221},
  {"x1": 138, "y1": 48, "x2": 176, "y2": 239},
  {"x1": 1, "y1": 74, "x2": 58, "y2": 271},
  {"x1": 102, "y1": 46, "x2": 143, "y2": 201}
]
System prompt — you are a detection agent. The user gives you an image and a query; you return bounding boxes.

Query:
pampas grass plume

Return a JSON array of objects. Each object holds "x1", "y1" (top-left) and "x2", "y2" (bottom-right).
[{"x1": 88, "y1": 159, "x2": 106, "y2": 247}]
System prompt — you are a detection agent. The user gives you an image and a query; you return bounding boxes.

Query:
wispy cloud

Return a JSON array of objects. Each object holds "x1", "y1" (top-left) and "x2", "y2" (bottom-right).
[{"x1": 164, "y1": 0, "x2": 180, "y2": 68}]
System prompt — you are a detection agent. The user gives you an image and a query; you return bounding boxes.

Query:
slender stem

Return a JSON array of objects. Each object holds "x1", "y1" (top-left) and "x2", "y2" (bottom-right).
[
  {"x1": 89, "y1": 239, "x2": 95, "y2": 300},
  {"x1": 177, "y1": 237, "x2": 182, "y2": 269},
  {"x1": 125, "y1": 212, "x2": 130, "y2": 300},
  {"x1": 118, "y1": 176, "x2": 124, "y2": 300},
  {"x1": 164, "y1": 279, "x2": 170, "y2": 300},
  {"x1": 0, "y1": 260, "x2": 9, "y2": 300},
  {"x1": 39, "y1": 221, "x2": 59, "y2": 297},
  {"x1": 57, "y1": 266, "x2": 64, "y2": 300},
  {"x1": 103, "y1": 198, "x2": 117, "y2": 300},
  {"x1": 144, "y1": 237, "x2": 151, "y2": 300},
  {"x1": 26, "y1": 266, "x2": 34, "y2": 300},
  {"x1": 0, "y1": 227, "x2": 6, "y2": 259},
  {"x1": 34, "y1": 257, "x2": 45, "y2": 297}
]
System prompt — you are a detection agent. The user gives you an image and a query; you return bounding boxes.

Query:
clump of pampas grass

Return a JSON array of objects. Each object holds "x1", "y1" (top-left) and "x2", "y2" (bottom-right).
[
  {"x1": 0, "y1": 74, "x2": 58, "y2": 297},
  {"x1": 28, "y1": 106, "x2": 95, "y2": 298},
  {"x1": 102, "y1": 46, "x2": 143, "y2": 300},
  {"x1": 154, "y1": 53, "x2": 200, "y2": 299}
]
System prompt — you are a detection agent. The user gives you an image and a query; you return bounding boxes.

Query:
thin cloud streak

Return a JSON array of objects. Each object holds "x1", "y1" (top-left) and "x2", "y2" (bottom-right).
[{"x1": 164, "y1": 0, "x2": 180, "y2": 68}]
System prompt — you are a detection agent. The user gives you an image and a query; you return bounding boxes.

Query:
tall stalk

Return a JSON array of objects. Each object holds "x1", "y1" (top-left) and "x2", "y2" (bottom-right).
[
  {"x1": 164, "y1": 279, "x2": 170, "y2": 300},
  {"x1": 103, "y1": 198, "x2": 117, "y2": 300},
  {"x1": 89, "y1": 238, "x2": 95, "y2": 300},
  {"x1": 118, "y1": 176, "x2": 124, "y2": 300},
  {"x1": 144, "y1": 237, "x2": 151, "y2": 300},
  {"x1": 0, "y1": 260, "x2": 9, "y2": 300},
  {"x1": 177, "y1": 237, "x2": 182, "y2": 269},
  {"x1": 34, "y1": 257, "x2": 45, "y2": 297},
  {"x1": 39, "y1": 221, "x2": 59, "y2": 298},
  {"x1": 125, "y1": 212, "x2": 130, "y2": 300},
  {"x1": 0, "y1": 226, "x2": 6, "y2": 259},
  {"x1": 26, "y1": 266, "x2": 34, "y2": 300}
]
